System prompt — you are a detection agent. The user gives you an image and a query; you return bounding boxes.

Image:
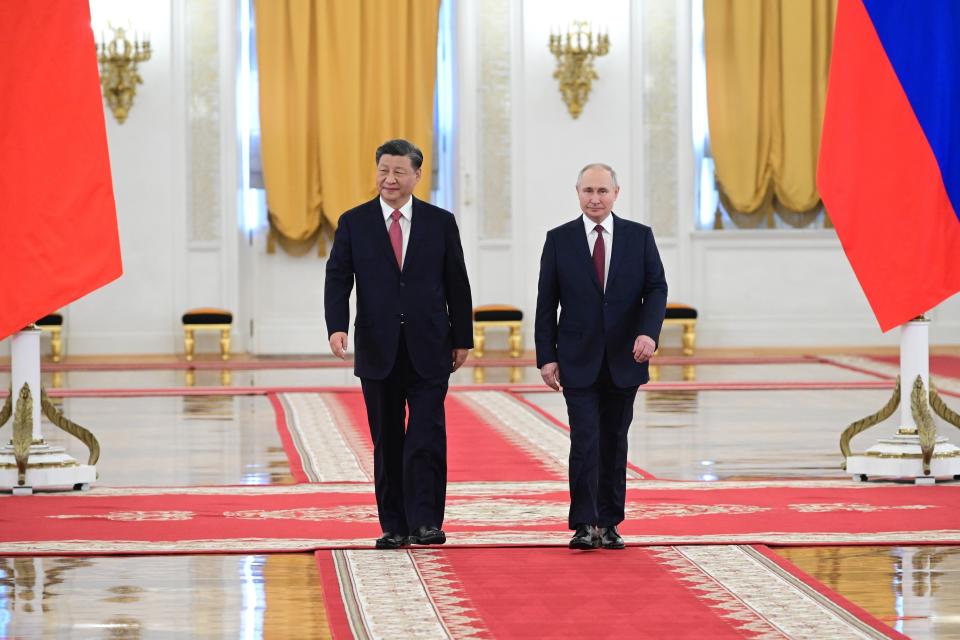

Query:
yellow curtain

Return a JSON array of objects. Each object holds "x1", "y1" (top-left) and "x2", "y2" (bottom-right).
[
  {"x1": 254, "y1": 0, "x2": 440, "y2": 254},
  {"x1": 704, "y1": 0, "x2": 835, "y2": 226}
]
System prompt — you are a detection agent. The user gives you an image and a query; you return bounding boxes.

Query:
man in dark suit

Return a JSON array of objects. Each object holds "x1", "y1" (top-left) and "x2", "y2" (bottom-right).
[
  {"x1": 535, "y1": 163, "x2": 667, "y2": 550},
  {"x1": 325, "y1": 139, "x2": 473, "y2": 549}
]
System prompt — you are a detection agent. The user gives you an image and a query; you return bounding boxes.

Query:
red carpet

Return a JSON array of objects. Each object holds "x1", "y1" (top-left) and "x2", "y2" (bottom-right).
[
  {"x1": 2, "y1": 481, "x2": 958, "y2": 554},
  {"x1": 316, "y1": 545, "x2": 907, "y2": 639},
  {"x1": 331, "y1": 391, "x2": 565, "y2": 482}
]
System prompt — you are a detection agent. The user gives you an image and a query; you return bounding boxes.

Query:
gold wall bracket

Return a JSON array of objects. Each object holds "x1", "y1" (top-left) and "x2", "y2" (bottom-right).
[
  {"x1": 548, "y1": 21, "x2": 609, "y2": 119},
  {"x1": 97, "y1": 25, "x2": 152, "y2": 124}
]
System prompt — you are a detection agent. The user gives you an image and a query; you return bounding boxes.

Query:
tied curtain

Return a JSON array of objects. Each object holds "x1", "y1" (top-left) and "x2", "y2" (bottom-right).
[
  {"x1": 704, "y1": 0, "x2": 836, "y2": 228},
  {"x1": 254, "y1": 0, "x2": 440, "y2": 255}
]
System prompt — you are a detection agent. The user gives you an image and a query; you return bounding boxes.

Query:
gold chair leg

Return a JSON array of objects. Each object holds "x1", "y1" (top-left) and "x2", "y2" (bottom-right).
[
  {"x1": 473, "y1": 326, "x2": 485, "y2": 358},
  {"x1": 50, "y1": 328, "x2": 62, "y2": 363},
  {"x1": 473, "y1": 366, "x2": 485, "y2": 384},
  {"x1": 508, "y1": 325, "x2": 522, "y2": 358},
  {"x1": 220, "y1": 329, "x2": 231, "y2": 361},
  {"x1": 509, "y1": 366, "x2": 522, "y2": 384},
  {"x1": 184, "y1": 328, "x2": 195, "y2": 361},
  {"x1": 649, "y1": 364, "x2": 660, "y2": 382},
  {"x1": 681, "y1": 323, "x2": 696, "y2": 357}
]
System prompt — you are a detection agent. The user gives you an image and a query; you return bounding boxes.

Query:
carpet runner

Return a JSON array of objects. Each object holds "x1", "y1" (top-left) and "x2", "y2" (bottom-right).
[
  {"x1": 316, "y1": 545, "x2": 907, "y2": 639},
  {"x1": 2, "y1": 480, "x2": 958, "y2": 554}
]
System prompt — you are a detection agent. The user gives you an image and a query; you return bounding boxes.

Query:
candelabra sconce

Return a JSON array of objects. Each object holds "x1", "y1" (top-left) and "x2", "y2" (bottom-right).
[
  {"x1": 96, "y1": 25, "x2": 151, "y2": 124},
  {"x1": 549, "y1": 21, "x2": 610, "y2": 119}
]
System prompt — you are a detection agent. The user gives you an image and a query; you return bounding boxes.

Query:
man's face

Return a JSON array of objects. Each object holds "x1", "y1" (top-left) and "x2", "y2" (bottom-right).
[
  {"x1": 576, "y1": 167, "x2": 620, "y2": 224},
  {"x1": 377, "y1": 154, "x2": 421, "y2": 208}
]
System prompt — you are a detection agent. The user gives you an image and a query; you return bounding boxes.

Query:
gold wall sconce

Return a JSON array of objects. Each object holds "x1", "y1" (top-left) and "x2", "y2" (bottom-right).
[
  {"x1": 96, "y1": 25, "x2": 151, "y2": 124},
  {"x1": 548, "y1": 21, "x2": 610, "y2": 119}
]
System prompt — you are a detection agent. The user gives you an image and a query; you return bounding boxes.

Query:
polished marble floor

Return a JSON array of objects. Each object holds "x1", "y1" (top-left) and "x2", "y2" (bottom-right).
[
  {"x1": 2, "y1": 351, "x2": 959, "y2": 638},
  {"x1": 43, "y1": 396, "x2": 294, "y2": 486},
  {"x1": 0, "y1": 554, "x2": 329, "y2": 639}
]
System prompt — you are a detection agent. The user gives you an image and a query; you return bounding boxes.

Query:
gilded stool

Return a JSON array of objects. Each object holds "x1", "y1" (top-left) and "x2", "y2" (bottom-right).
[
  {"x1": 36, "y1": 313, "x2": 64, "y2": 362},
  {"x1": 664, "y1": 303, "x2": 698, "y2": 356},
  {"x1": 472, "y1": 304, "x2": 523, "y2": 358},
  {"x1": 182, "y1": 308, "x2": 233, "y2": 361}
]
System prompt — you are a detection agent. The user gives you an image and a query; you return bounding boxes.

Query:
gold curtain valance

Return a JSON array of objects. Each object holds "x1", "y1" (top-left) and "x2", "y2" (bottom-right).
[{"x1": 254, "y1": 0, "x2": 440, "y2": 255}]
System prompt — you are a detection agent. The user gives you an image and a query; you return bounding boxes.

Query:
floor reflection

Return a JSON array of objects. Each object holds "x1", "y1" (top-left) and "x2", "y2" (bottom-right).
[
  {"x1": 185, "y1": 368, "x2": 232, "y2": 387},
  {"x1": 38, "y1": 396, "x2": 295, "y2": 486},
  {"x1": 0, "y1": 554, "x2": 330, "y2": 639},
  {"x1": 775, "y1": 546, "x2": 960, "y2": 640},
  {"x1": 522, "y1": 388, "x2": 906, "y2": 480},
  {"x1": 649, "y1": 363, "x2": 696, "y2": 381}
]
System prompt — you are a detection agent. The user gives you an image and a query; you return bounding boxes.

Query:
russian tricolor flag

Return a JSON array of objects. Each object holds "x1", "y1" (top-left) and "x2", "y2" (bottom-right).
[{"x1": 818, "y1": 0, "x2": 960, "y2": 332}]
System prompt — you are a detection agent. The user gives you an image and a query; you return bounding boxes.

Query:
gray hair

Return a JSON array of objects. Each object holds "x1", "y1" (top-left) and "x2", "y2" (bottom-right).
[
  {"x1": 376, "y1": 139, "x2": 424, "y2": 170},
  {"x1": 576, "y1": 163, "x2": 619, "y2": 188}
]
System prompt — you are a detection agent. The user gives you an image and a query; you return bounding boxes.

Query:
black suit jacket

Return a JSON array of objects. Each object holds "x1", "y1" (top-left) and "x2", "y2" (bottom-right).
[
  {"x1": 535, "y1": 213, "x2": 668, "y2": 388},
  {"x1": 325, "y1": 196, "x2": 473, "y2": 380}
]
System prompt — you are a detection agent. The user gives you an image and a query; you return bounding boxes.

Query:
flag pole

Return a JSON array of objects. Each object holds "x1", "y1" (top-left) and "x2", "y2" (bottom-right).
[
  {"x1": 0, "y1": 327, "x2": 97, "y2": 495},
  {"x1": 845, "y1": 316, "x2": 960, "y2": 484}
]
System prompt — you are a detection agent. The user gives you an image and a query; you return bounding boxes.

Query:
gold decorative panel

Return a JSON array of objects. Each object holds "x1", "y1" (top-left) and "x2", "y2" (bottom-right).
[
  {"x1": 643, "y1": 0, "x2": 678, "y2": 238},
  {"x1": 478, "y1": 0, "x2": 512, "y2": 240},
  {"x1": 187, "y1": 0, "x2": 221, "y2": 243}
]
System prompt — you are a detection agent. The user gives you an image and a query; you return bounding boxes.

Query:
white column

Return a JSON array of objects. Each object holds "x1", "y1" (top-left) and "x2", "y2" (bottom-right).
[
  {"x1": 898, "y1": 318, "x2": 929, "y2": 430},
  {"x1": 10, "y1": 328, "x2": 42, "y2": 440}
]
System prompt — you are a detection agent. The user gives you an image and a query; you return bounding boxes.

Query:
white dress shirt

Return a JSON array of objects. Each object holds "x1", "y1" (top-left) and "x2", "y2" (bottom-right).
[
  {"x1": 582, "y1": 213, "x2": 614, "y2": 291},
  {"x1": 381, "y1": 197, "x2": 413, "y2": 266}
]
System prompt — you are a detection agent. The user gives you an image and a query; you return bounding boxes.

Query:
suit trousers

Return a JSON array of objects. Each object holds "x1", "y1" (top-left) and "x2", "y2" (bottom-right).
[
  {"x1": 562, "y1": 356, "x2": 638, "y2": 529},
  {"x1": 360, "y1": 330, "x2": 449, "y2": 535}
]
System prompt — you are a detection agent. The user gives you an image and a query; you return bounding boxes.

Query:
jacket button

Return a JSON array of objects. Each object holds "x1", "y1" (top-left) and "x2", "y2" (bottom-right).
[{"x1": 400, "y1": 282, "x2": 405, "y2": 287}]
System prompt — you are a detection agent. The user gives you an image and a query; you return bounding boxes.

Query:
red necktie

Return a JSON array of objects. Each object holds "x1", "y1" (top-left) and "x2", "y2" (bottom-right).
[
  {"x1": 389, "y1": 209, "x2": 403, "y2": 268},
  {"x1": 592, "y1": 224, "x2": 605, "y2": 290}
]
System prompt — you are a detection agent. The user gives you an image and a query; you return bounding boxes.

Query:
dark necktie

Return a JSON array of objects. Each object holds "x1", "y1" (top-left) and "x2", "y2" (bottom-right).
[
  {"x1": 592, "y1": 224, "x2": 605, "y2": 290},
  {"x1": 389, "y1": 210, "x2": 403, "y2": 268}
]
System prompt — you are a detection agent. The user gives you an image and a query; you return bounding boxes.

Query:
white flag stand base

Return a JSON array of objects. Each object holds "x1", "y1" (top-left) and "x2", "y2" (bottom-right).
[
  {"x1": 846, "y1": 435, "x2": 960, "y2": 484},
  {"x1": 1, "y1": 328, "x2": 98, "y2": 494},
  {"x1": 0, "y1": 444, "x2": 97, "y2": 495},
  {"x1": 840, "y1": 318, "x2": 960, "y2": 484}
]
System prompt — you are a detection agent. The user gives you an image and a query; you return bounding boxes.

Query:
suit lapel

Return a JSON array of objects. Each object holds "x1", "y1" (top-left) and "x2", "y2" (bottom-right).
[
  {"x1": 402, "y1": 198, "x2": 425, "y2": 274},
  {"x1": 606, "y1": 213, "x2": 627, "y2": 292},
  {"x1": 570, "y1": 217, "x2": 603, "y2": 294}
]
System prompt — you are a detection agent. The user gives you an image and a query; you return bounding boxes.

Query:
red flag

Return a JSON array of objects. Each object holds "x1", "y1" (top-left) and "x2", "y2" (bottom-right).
[
  {"x1": 0, "y1": 1, "x2": 123, "y2": 340},
  {"x1": 818, "y1": 0, "x2": 960, "y2": 332}
]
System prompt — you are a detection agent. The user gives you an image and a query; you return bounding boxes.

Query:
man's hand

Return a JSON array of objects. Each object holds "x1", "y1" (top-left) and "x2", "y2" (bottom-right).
[
  {"x1": 540, "y1": 362, "x2": 561, "y2": 391},
  {"x1": 329, "y1": 332, "x2": 348, "y2": 359},
  {"x1": 452, "y1": 348, "x2": 469, "y2": 372},
  {"x1": 633, "y1": 335, "x2": 656, "y2": 363}
]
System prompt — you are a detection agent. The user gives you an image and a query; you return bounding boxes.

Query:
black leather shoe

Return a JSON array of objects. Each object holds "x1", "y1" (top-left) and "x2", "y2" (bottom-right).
[
  {"x1": 375, "y1": 532, "x2": 408, "y2": 549},
  {"x1": 600, "y1": 525, "x2": 625, "y2": 549},
  {"x1": 408, "y1": 526, "x2": 446, "y2": 545},
  {"x1": 569, "y1": 524, "x2": 599, "y2": 550}
]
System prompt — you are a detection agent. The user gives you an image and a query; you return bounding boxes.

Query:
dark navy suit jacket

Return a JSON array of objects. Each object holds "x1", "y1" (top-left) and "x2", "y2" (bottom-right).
[
  {"x1": 325, "y1": 196, "x2": 473, "y2": 380},
  {"x1": 535, "y1": 213, "x2": 668, "y2": 389}
]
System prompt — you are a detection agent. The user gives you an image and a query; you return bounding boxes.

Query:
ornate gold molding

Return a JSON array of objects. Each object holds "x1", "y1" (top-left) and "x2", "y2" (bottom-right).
[
  {"x1": 97, "y1": 26, "x2": 151, "y2": 124},
  {"x1": 548, "y1": 22, "x2": 609, "y2": 119}
]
